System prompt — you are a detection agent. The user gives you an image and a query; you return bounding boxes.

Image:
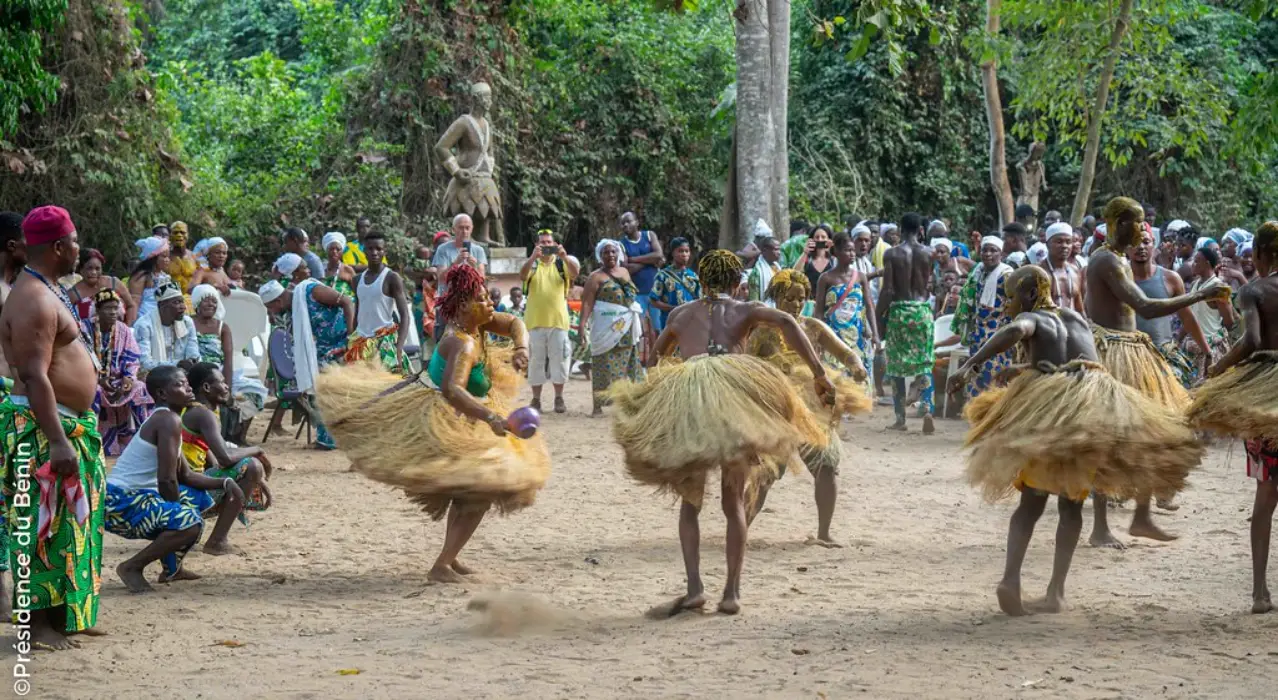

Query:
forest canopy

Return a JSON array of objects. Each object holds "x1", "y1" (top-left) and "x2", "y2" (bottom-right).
[{"x1": 1, "y1": 0, "x2": 1274, "y2": 267}]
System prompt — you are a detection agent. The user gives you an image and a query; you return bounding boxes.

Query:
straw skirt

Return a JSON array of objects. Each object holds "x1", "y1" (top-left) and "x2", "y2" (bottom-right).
[
  {"x1": 1188, "y1": 350, "x2": 1278, "y2": 440},
  {"x1": 316, "y1": 361, "x2": 550, "y2": 520},
  {"x1": 963, "y1": 361, "x2": 1202, "y2": 502},
  {"x1": 605, "y1": 354, "x2": 828, "y2": 508}
]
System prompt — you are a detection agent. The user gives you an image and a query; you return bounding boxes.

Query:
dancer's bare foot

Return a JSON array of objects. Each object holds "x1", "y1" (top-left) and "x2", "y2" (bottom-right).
[
  {"x1": 645, "y1": 592, "x2": 706, "y2": 619},
  {"x1": 591, "y1": 406, "x2": 603, "y2": 418},
  {"x1": 1155, "y1": 497, "x2": 1180, "y2": 512},
  {"x1": 203, "y1": 539, "x2": 235, "y2": 556},
  {"x1": 428, "y1": 565, "x2": 467, "y2": 584},
  {"x1": 886, "y1": 419, "x2": 907, "y2": 432},
  {"x1": 1025, "y1": 594, "x2": 1067, "y2": 614},
  {"x1": 158, "y1": 568, "x2": 202, "y2": 584},
  {"x1": 1251, "y1": 597, "x2": 1273, "y2": 614},
  {"x1": 450, "y1": 560, "x2": 474, "y2": 576},
  {"x1": 805, "y1": 534, "x2": 843, "y2": 549},
  {"x1": 1128, "y1": 520, "x2": 1178, "y2": 542},
  {"x1": 996, "y1": 581, "x2": 1028, "y2": 616},
  {"x1": 717, "y1": 596, "x2": 740, "y2": 615},
  {"x1": 68, "y1": 627, "x2": 109, "y2": 637},
  {"x1": 922, "y1": 415, "x2": 935, "y2": 435},
  {"x1": 32, "y1": 626, "x2": 79, "y2": 651},
  {"x1": 116, "y1": 562, "x2": 154, "y2": 594},
  {"x1": 1089, "y1": 530, "x2": 1127, "y2": 550}
]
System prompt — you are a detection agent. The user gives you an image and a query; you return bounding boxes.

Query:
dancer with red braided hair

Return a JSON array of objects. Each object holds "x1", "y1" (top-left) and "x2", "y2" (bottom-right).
[{"x1": 317, "y1": 263, "x2": 550, "y2": 583}]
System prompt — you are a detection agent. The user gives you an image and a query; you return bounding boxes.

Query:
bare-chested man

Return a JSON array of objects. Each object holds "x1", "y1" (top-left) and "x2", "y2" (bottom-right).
[
  {"x1": 952, "y1": 265, "x2": 1201, "y2": 616},
  {"x1": 1041, "y1": 222, "x2": 1085, "y2": 314},
  {"x1": 877, "y1": 212, "x2": 935, "y2": 433},
  {"x1": 1188, "y1": 221, "x2": 1278, "y2": 613},
  {"x1": 0, "y1": 206, "x2": 105, "y2": 651},
  {"x1": 619, "y1": 250, "x2": 833, "y2": 617},
  {"x1": 1085, "y1": 197, "x2": 1228, "y2": 546}
]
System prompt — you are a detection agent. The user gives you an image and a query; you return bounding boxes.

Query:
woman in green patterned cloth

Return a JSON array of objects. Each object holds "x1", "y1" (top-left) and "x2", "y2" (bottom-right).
[
  {"x1": 322, "y1": 232, "x2": 357, "y2": 299},
  {"x1": 580, "y1": 239, "x2": 645, "y2": 416}
]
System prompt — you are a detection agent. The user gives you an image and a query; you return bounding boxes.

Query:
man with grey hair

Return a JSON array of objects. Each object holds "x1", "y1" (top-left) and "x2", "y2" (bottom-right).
[{"x1": 429, "y1": 213, "x2": 489, "y2": 341}]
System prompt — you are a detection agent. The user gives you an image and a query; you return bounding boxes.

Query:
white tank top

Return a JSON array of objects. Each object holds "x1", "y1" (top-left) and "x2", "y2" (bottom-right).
[
  {"x1": 107, "y1": 408, "x2": 168, "y2": 491},
  {"x1": 356, "y1": 266, "x2": 396, "y2": 337},
  {"x1": 1189, "y1": 276, "x2": 1225, "y2": 339}
]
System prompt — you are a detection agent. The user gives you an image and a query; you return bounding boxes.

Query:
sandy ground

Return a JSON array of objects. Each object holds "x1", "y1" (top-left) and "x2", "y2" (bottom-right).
[{"x1": 5, "y1": 377, "x2": 1278, "y2": 699}]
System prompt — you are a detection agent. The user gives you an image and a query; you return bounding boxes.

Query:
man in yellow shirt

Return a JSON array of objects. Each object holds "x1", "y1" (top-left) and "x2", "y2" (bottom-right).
[{"x1": 519, "y1": 229, "x2": 580, "y2": 413}]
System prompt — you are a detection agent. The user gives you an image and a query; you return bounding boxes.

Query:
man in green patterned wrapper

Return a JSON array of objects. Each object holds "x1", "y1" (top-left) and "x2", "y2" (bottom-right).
[
  {"x1": 0, "y1": 206, "x2": 106, "y2": 651},
  {"x1": 877, "y1": 212, "x2": 936, "y2": 434}
]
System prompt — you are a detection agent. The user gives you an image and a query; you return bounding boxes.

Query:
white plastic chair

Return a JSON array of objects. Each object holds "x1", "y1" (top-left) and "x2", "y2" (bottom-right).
[
  {"x1": 223, "y1": 289, "x2": 270, "y2": 378},
  {"x1": 933, "y1": 313, "x2": 967, "y2": 418}
]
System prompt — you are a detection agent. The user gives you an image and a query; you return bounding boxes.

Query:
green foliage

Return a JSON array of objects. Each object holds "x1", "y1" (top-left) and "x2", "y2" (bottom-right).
[
  {"x1": 0, "y1": 0, "x2": 69, "y2": 137},
  {"x1": 791, "y1": 0, "x2": 993, "y2": 229}
]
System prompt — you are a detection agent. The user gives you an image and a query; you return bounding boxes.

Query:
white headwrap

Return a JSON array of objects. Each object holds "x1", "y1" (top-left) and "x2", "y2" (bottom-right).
[
  {"x1": 274, "y1": 252, "x2": 304, "y2": 277},
  {"x1": 1005, "y1": 251, "x2": 1028, "y2": 268},
  {"x1": 1223, "y1": 228, "x2": 1252, "y2": 247},
  {"x1": 980, "y1": 235, "x2": 1004, "y2": 252},
  {"x1": 190, "y1": 284, "x2": 226, "y2": 321},
  {"x1": 1195, "y1": 236, "x2": 1215, "y2": 252},
  {"x1": 1240, "y1": 241, "x2": 1254, "y2": 256},
  {"x1": 930, "y1": 238, "x2": 953, "y2": 252},
  {"x1": 203, "y1": 236, "x2": 228, "y2": 252},
  {"x1": 595, "y1": 238, "x2": 625, "y2": 264},
  {"x1": 851, "y1": 224, "x2": 871, "y2": 239},
  {"x1": 1164, "y1": 219, "x2": 1190, "y2": 236},
  {"x1": 322, "y1": 231, "x2": 347, "y2": 252},
  {"x1": 258, "y1": 280, "x2": 286, "y2": 304},
  {"x1": 1046, "y1": 222, "x2": 1074, "y2": 241},
  {"x1": 1028, "y1": 242, "x2": 1049, "y2": 266}
]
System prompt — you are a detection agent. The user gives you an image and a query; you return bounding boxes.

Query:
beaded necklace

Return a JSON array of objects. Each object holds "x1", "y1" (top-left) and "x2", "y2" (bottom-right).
[{"x1": 92, "y1": 319, "x2": 117, "y2": 379}]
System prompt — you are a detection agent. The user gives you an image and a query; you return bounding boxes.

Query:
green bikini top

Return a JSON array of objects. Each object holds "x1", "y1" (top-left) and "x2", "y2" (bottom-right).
[{"x1": 427, "y1": 349, "x2": 491, "y2": 398}]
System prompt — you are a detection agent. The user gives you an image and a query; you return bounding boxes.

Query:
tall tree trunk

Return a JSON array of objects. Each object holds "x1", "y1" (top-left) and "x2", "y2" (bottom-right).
[
  {"x1": 1070, "y1": 0, "x2": 1134, "y2": 227},
  {"x1": 719, "y1": 131, "x2": 739, "y2": 249},
  {"x1": 767, "y1": 0, "x2": 790, "y2": 240},
  {"x1": 732, "y1": 0, "x2": 775, "y2": 249},
  {"x1": 981, "y1": 0, "x2": 1015, "y2": 229}
]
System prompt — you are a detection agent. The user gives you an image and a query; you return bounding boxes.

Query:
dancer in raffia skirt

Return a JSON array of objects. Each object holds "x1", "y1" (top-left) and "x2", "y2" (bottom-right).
[
  {"x1": 745, "y1": 268, "x2": 872, "y2": 546},
  {"x1": 950, "y1": 266, "x2": 1202, "y2": 616},
  {"x1": 1082, "y1": 196, "x2": 1230, "y2": 546},
  {"x1": 606, "y1": 250, "x2": 834, "y2": 617},
  {"x1": 317, "y1": 264, "x2": 550, "y2": 583},
  {"x1": 1187, "y1": 221, "x2": 1278, "y2": 614}
]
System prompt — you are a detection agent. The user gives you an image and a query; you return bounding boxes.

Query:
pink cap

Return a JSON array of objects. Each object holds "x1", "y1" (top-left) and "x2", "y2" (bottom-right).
[{"x1": 21, "y1": 206, "x2": 76, "y2": 246}]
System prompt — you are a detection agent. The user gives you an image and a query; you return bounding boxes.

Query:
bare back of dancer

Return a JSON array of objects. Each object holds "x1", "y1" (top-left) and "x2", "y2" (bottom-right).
[{"x1": 881, "y1": 238, "x2": 931, "y2": 304}]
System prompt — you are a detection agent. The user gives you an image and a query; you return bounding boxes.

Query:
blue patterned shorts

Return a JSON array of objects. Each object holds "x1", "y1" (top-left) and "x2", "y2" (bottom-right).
[{"x1": 105, "y1": 483, "x2": 212, "y2": 575}]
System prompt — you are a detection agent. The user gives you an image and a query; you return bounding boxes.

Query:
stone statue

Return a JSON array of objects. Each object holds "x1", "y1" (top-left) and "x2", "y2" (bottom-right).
[
  {"x1": 435, "y1": 82, "x2": 504, "y2": 245},
  {"x1": 1016, "y1": 141, "x2": 1048, "y2": 219}
]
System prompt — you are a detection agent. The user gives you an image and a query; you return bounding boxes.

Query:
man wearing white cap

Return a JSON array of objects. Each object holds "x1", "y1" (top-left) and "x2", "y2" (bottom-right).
[
  {"x1": 1041, "y1": 222, "x2": 1085, "y2": 314},
  {"x1": 133, "y1": 280, "x2": 201, "y2": 374}
]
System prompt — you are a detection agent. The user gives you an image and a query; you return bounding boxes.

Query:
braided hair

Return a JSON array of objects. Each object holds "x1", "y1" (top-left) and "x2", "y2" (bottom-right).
[
  {"x1": 697, "y1": 249, "x2": 744, "y2": 295},
  {"x1": 438, "y1": 263, "x2": 487, "y2": 322},
  {"x1": 1257, "y1": 221, "x2": 1278, "y2": 257},
  {"x1": 764, "y1": 268, "x2": 810, "y2": 302}
]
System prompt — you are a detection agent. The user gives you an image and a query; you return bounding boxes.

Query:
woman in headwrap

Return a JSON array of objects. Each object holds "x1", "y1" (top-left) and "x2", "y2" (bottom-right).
[
  {"x1": 128, "y1": 235, "x2": 172, "y2": 320},
  {"x1": 1221, "y1": 228, "x2": 1252, "y2": 260},
  {"x1": 84, "y1": 288, "x2": 153, "y2": 455},
  {"x1": 816, "y1": 232, "x2": 878, "y2": 386},
  {"x1": 71, "y1": 248, "x2": 137, "y2": 324},
  {"x1": 648, "y1": 237, "x2": 702, "y2": 333},
  {"x1": 189, "y1": 237, "x2": 232, "y2": 293},
  {"x1": 260, "y1": 254, "x2": 355, "y2": 449},
  {"x1": 321, "y1": 231, "x2": 357, "y2": 298},
  {"x1": 316, "y1": 263, "x2": 548, "y2": 584},
  {"x1": 166, "y1": 222, "x2": 199, "y2": 309},
  {"x1": 952, "y1": 236, "x2": 1016, "y2": 398},
  {"x1": 580, "y1": 239, "x2": 646, "y2": 416},
  {"x1": 930, "y1": 236, "x2": 974, "y2": 301},
  {"x1": 191, "y1": 283, "x2": 268, "y2": 444}
]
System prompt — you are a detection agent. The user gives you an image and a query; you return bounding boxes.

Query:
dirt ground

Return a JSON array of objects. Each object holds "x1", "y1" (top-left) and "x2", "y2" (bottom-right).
[{"x1": 6, "y1": 377, "x2": 1278, "y2": 699}]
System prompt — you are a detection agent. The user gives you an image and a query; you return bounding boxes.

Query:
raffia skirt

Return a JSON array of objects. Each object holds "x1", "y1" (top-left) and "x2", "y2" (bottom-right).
[
  {"x1": 1091, "y1": 325, "x2": 1191, "y2": 410},
  {"x1": 963, "y1": 360, "x2": 1202, "y2": 502},
  {"x1": 315, "y1": 354, "x2": 550, "y2": 520},
  {"x1": 1188, "y1": 350, "x2": 1278, "y2": 440},
  {"x1": 604, "y1": 354, "x2": 828, "y2": 508}
]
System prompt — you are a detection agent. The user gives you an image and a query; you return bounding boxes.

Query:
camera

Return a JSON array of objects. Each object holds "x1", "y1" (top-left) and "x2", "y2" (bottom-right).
[{"x1": 541, "y1": 245, "x2": 558, "y2": 255}]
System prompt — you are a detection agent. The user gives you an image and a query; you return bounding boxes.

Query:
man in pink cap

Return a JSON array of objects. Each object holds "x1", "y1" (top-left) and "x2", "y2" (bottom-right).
[{"x1": 0, "y1": 205, "x2": 106, "y2": 650}]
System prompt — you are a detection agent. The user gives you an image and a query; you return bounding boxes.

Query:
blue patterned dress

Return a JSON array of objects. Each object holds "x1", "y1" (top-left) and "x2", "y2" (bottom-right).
[
  {"x1": 823, "y1": 278, "x2": 873, "y2": 371},
  {"x1": 953, "y1": 266, "x2": 1015, "y2": 399},
  {"x1": 648, "y1": 265, "x2": 703, "y2": 332}
]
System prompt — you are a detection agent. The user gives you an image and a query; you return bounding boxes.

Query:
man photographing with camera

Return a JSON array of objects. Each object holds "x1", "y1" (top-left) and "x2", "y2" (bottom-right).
[{"x1": 519, "y1": 229, "x2": 580, "y2": 413}]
